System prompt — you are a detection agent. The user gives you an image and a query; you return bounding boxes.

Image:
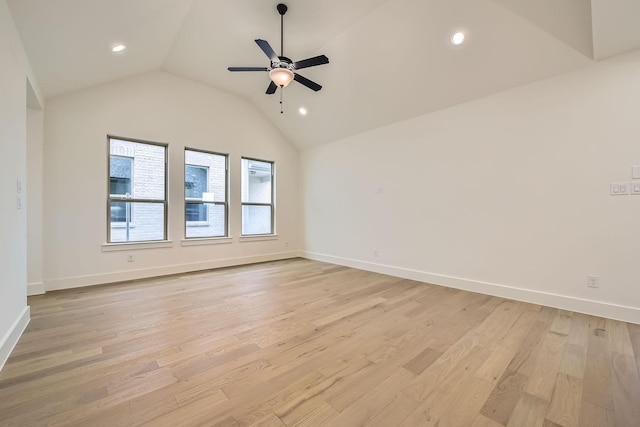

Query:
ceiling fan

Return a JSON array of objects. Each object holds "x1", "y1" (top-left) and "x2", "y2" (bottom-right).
[{"x1": 227, "y1": 3, "x2": 329, "y2": 96}]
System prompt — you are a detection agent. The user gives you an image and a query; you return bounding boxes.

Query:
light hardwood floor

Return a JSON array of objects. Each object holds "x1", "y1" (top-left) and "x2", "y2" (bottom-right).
[{"x1": 1, "y1": 258, "x2": 639, "y2": 426}]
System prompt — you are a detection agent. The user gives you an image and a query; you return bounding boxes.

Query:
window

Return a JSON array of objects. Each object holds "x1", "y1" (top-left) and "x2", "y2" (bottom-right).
[
  {"x1": 108, "y1": 137, "x2": 167, "y2": 243},
  {"x1": 241, "y1": 157, "x2": 274, "y2": 235},
  {"x1": 185, "y1": 149, "x2": 228, "y2": 238}
]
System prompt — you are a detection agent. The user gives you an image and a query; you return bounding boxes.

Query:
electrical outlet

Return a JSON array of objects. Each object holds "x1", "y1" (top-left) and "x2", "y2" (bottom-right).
[
  {"x1": 587, "y1": 275, "x2": 599, "y2": 288},
  {"x1": 631, "y1": 182, "x2": 640, "y2": 195},
  {"x1": 127, "y1": 254, "x2": 134, "y2": 262}
]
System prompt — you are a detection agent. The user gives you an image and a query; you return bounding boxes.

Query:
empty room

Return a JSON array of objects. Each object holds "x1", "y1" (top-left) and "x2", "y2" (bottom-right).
[{"x1": 1, "y1": 0, "x2": 640, "y2": 426}]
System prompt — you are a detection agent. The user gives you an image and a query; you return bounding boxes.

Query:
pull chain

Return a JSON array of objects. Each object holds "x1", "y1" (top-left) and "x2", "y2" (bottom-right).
[{"x1": 280, "y1": 87, "x2": 284, "y2": 114}]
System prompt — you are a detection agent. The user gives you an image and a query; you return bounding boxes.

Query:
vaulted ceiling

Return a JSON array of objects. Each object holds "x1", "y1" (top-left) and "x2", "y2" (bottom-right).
[{"x1": 7, "y1": 0, "x2": 640, "y2": 148}]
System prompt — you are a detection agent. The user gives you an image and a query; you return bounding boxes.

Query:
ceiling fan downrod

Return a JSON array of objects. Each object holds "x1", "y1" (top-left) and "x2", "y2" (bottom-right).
[{"x1": 277, "y1": 3, "x2": 287, "y2": 57}]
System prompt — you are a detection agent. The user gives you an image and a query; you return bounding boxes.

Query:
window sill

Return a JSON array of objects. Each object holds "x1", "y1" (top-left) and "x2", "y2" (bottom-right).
[
  {"x1": 102, "y1": 240, "x2": 173, "y2": 252},
  {"x1": 181, "y1": 237, "x2": 233, "y2": 247},
  {"x1": 239, "y1": 234, "x2": 278, "y2": 242}
]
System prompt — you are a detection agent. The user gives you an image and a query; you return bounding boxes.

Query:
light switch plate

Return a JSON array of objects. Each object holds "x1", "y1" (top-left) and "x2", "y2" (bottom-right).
[
  {"x1": 633, "y1": 166, "x2": 640, "y2": 180},
  {"x1": 610, "y1": 182, "x2": 629, "y2": 195}
]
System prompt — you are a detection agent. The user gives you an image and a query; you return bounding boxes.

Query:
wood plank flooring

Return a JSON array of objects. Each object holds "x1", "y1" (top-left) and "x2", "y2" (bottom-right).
[{"x1": 1, "y1": 258, "x2": 638, "y2": 426}]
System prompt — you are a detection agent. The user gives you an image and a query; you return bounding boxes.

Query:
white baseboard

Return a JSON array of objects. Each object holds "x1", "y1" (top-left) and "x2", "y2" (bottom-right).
[
  {"x1": 0, "y1": 306, "x2": 30, "y2": 372},
  {"x1": 27, "y1": 282, "x2": 45, "y2": 296},
  {"x1": 301, "y1": 251, "x2": 640, "y2": 325},
  {"x1": 44, "y1": 251, "x2": 300, "y2": 292}
]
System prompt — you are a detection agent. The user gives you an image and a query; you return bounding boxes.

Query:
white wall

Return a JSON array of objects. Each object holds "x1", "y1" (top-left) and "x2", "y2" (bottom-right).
[
  {"x1": 27, "y1": 107, "x2": 44, "y2": 295},
  {"x1": 43, "y1": 71, "x2": 298, "y2": 291},
  {"x1": 0, "y1": 0, "x2": 42, "y2": 369},
  {"x1": 301, "y1": 49, "x2": 640, "y2": 323}
]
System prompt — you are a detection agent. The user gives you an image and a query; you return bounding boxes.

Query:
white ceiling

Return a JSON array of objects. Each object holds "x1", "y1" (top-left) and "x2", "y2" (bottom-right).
[{"x1": 7, "y1": 0, "x2": 640, "y2": 148}]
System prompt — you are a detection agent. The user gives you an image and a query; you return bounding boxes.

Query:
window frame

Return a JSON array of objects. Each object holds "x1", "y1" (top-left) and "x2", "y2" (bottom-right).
[
  {"x1": 107, "y1": 135, "x2": 168, "y2": 243},
  {"x1": 241, "y1": 156, "x2": 275, "y2": 236},
  {"x1": 184, "y1": 148, "x2": 229, "y2": 239}
]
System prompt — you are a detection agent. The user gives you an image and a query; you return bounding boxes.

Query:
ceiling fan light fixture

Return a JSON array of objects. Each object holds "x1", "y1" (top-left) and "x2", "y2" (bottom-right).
[{"x1": 269, "y1": 67, "x2": 294, "y2": 87}]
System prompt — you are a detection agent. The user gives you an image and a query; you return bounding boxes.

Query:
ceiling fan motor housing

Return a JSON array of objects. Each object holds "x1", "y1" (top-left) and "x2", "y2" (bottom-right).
[{"x1": 271, "y1": 56, "x2": 294, "y2": 71}]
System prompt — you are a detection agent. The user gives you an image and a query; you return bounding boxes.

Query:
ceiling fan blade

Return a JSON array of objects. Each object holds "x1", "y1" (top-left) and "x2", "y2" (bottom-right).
[
  {"x1": 294, "y1": 73, "x2": 322, "y2": 92},
  {"x1": 294, "y1": 55, "x2": 329, "y2": 70},
  {"x1": 228, "y1": 67, "x2": 268, "y2": 72},
  {"x1": 266, "y1": 81, "x2": 278, "y2": 95},
  {"x1": 255, "y1": 39, "x2": 279, "y2": 62}
]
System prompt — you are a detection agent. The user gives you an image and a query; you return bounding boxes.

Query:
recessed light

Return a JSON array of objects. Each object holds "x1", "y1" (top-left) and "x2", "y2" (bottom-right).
[
  {"x1": 298, "y1": 107, "x2": 308, "y2": 116},
  {"x1": 111, "y1": 44, "x2": 127, "y2": 53},
  {"x1": 451, "y1": 31, "x2": 465, "y2": 46}
]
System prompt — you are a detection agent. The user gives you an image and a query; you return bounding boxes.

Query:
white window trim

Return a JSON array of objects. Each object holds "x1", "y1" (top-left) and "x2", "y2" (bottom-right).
[
  {"x1": 239, "y1": 234, "x2": 278, "y2": 242},
  {"x1": 180, "y1": 237, "x2": 233, "y2": 246},
  {"x1": 102, "y1": 240, "x2": 173, "y2": 251}
]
